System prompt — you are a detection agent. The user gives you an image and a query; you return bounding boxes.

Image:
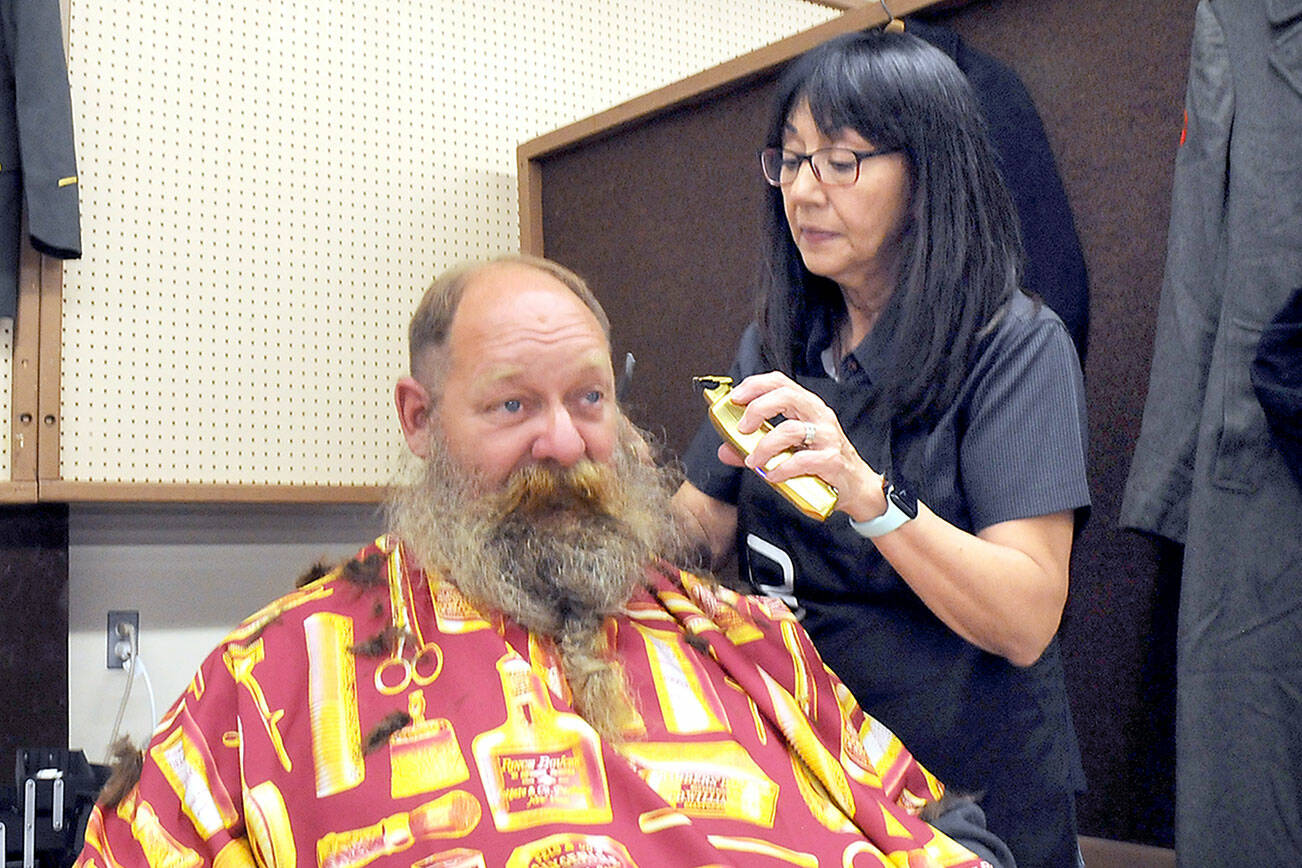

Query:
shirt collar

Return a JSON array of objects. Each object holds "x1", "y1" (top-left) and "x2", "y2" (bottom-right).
[{"x1": 801, "y1": 302, "x2": 900, "y2": 382}]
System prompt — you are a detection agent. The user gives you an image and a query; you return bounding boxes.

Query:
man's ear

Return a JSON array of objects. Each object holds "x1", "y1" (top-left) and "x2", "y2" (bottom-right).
[{"x1": 395, "y1": 376, "x2": 435, "y2": 458}]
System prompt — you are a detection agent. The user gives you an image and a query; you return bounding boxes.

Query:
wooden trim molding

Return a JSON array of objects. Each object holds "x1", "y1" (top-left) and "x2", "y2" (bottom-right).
[
  {"x1": 8, "y1": 239, "x2": 42, "y2": 488},
  {"x1": 518, "y1": 153, "x2": 546, "y2": 256},
  {"x1": 0, "y1": 481, "x2": 39, "y2": 502},
  {"x1": 37, "y1": 253, "x2": 63, "y2": 482},
  {"x1": 37, "y1": 480, "x2": 389, "y2": 504}
]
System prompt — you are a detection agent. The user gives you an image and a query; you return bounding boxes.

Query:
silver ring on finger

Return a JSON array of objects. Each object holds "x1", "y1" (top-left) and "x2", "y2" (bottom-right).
[{"x1": 801, "y1": 421, "x2": 816, "y2": 449}]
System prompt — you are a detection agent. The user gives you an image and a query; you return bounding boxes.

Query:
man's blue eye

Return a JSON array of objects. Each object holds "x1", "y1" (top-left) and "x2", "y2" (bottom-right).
[
  {"x1": 585, "y1": 390, "x2": 603, "y2": 404},
  {"x1": 503, "y1": 399, "x2": 522, "y2": 413}
]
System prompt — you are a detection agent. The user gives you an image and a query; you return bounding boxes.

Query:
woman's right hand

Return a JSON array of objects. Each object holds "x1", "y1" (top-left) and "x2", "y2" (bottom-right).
[{"x1": 718, "y1": 371, "x2": 891, "y2": 524}]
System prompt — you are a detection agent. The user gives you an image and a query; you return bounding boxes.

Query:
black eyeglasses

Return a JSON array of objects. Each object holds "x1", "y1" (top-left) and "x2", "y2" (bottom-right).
[{"x1": 760, "y1": 146, "x2": 900, "y2": 187}]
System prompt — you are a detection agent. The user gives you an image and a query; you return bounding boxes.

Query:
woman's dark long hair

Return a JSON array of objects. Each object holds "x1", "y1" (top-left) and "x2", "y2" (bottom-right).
[{"x1": 758, "y1": 30, "x2": 1025, "y2": 431}]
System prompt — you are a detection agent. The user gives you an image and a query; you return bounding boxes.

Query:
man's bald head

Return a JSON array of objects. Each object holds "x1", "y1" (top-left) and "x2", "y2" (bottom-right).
[{"x1": 407, "y1": 255, "x2": 611, "y2": 392}]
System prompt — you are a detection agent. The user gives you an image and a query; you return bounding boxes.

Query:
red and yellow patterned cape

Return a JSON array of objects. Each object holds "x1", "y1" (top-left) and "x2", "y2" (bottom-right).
[{"x1": 76, "y1": 536, "x2": 986, "y2": 868}]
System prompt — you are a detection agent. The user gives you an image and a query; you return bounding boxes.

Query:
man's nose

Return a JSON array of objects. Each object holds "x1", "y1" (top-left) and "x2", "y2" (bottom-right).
[{"x1": 531, "y1": 405, "x2": 586, "y2": 466}]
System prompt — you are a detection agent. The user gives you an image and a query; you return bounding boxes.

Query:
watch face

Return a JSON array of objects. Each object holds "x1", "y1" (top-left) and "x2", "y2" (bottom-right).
[{"x1": 887, "y1": 481, "x2": 919, "y2": 519}]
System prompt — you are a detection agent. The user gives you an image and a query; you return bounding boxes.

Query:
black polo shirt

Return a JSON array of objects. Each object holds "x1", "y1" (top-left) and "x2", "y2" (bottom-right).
[{"x1": 683, "y1": 291, "x2": 1090, "y2": 858}]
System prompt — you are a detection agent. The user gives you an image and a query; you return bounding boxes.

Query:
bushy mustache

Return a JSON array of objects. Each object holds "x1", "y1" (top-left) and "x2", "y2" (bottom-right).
[{"x1": 482, "y1": 459, "x2": 621, "y2": 523}]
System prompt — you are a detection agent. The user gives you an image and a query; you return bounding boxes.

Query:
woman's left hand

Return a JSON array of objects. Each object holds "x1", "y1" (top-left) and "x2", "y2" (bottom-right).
[{"x1": 716, "y1": 371, "x2": 889, "y2": 522}]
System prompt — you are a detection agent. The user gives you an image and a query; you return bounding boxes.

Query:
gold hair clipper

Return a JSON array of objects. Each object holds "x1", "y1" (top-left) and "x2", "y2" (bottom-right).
[{"x1": 694, "y1": 376, "x2": 838, "y2": 521}]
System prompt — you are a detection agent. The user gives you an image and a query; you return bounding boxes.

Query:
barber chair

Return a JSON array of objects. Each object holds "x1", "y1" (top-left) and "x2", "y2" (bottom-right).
[{"x1": 0, "y1": 749, "x2": 108, "y2": 868}]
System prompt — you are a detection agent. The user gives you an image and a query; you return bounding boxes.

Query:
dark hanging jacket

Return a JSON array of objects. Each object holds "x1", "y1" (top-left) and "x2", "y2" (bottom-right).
[
  {"x1": 1120, "y1": 1, "x2": 1302, "y2": 863},
  {"x1": 1, "y1": 0, "x2": 82, "y2": 319},
  {"x1": 907, "y1": 17, "x2": 1091, "y2": 362}
]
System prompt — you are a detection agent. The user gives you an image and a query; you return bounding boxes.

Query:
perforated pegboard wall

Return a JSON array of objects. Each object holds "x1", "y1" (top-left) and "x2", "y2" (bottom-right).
[{"x1": 58, "y1": 0, "x2": 835, "y2": 486}]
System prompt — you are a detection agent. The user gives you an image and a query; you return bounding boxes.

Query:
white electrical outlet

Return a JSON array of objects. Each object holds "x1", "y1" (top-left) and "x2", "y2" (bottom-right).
[{"x1": 106, "y1": 610, "x2": 139, "y2": 669}]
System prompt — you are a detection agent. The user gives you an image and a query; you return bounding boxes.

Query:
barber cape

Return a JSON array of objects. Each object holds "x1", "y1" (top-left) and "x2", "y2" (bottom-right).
[{"x1": 76, "y1": 536, "x2": 985, "y2": 868}]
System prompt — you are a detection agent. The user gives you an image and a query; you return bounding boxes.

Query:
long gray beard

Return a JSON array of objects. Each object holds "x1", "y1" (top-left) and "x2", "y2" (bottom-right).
[{"x1": 385, "y1": 425, "x2": 689, "y2": 739}]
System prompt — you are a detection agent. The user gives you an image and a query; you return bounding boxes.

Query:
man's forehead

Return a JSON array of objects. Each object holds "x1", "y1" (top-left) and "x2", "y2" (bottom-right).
[
  {"x1": 452, "y1": 264, "x2": 610, "y2": 351},
  {"x1": 466, "y1": 260, "x2": 566, "y2": 294},
  {"x1": 475, "y1": 346, "x2": 613, "y2": 386}
]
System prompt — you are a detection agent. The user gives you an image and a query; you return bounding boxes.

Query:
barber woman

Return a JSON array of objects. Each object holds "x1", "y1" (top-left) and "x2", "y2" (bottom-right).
[{"x1": 674, "y1": 30, "x2": 1088, "y2": 868}]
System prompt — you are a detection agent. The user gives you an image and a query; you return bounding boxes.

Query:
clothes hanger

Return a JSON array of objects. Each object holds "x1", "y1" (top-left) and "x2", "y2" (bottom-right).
[{"x1": 879, "y1": 0, "x2": 906, "y2": 32}]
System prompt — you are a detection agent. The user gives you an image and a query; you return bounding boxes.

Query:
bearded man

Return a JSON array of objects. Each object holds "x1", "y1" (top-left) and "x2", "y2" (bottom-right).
[{"x1": 75, "y1": 256, "x2": 1010, "y2": 868}]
